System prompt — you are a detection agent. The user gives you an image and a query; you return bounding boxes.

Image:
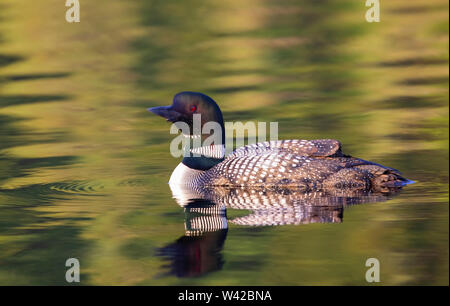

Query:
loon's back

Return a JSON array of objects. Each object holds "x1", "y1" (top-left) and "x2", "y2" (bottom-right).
[{"x1": 200, "y1": 139, "x2": 408, "y2": 192}]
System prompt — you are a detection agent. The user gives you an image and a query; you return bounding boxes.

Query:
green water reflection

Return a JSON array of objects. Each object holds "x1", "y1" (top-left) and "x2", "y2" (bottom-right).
[{"x1": 0, "y1": 0, "x2": 448, "y2": 285}]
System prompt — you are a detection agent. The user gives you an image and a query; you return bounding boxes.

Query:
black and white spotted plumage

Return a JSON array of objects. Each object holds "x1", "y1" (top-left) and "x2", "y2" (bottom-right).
[{"x1": 197, "y1": 139, "x2": 407, "y2": 191}]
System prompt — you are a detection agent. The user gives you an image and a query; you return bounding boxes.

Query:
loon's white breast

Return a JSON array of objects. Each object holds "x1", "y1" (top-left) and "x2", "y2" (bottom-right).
[{"x1": 169, "y1": 162, "x2": 204, "y2": 186}]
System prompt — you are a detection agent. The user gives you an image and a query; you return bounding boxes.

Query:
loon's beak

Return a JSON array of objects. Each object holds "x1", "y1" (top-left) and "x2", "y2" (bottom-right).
[{"x1": 147, "y1": 106, "x2": 182, "y2": 123}]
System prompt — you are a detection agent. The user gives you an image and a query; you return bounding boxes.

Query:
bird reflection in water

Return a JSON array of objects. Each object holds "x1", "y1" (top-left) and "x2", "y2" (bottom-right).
[
  {"x1": 157, "y1": 184, "x2": 404, "y2": 277},
  {"x1": 156, "y1": 201, "x2": 228, "y2": 278}
]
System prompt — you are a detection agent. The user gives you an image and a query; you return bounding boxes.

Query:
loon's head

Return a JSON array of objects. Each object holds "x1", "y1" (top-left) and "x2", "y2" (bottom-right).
[
  {"x1": 148, "y1": 91, "x2": 224, "y2": 139},
  {"x1": 148, "y1": 92, "x2": 225, "y2": 171}
]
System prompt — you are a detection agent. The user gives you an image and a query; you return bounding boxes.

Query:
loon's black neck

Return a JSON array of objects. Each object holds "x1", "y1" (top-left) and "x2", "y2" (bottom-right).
[
  {"x1": 181, "y1": 130, "x2": 226, "y2": 171},
  {"x1": 182, "y1": 154, "x2": 224, "y2": 171}
]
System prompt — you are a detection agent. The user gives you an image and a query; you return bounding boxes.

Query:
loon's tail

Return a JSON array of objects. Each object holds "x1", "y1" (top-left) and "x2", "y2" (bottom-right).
[{"x1": 370, "y1": 168, "x2": 413, "y2": 192}]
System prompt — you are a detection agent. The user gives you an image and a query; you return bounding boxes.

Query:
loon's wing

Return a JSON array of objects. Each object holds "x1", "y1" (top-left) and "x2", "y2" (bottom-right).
[
  {"x1": 227, "y1": 139, "x2": 342, "y2": 159},
  {"x1": 205, "y1": 139, "x2": 407, "y2": 189},
  {"x1": 206, "y1": 139, "x2": 344, "y2": 186}
]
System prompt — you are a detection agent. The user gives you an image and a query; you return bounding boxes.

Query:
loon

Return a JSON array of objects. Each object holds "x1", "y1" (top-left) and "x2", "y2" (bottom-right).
[{"x1": 148, "y1": 91, "x2": 410, "y2": 192}]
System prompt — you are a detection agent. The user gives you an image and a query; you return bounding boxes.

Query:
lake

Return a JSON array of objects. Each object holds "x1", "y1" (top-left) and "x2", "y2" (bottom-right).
[{"x1": 0, "y1": 0, "x2": 448, "y2": 285}]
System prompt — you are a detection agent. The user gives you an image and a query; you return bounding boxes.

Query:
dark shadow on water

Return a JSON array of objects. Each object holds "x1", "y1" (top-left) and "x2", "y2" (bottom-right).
[
  {"x1": 0, "y1": 72, "x2": 71, "y2": 82},
  {"x1": 0, "y1": 94, "x2": 71, "y2": 108},
  {"x1": 0, "y1": 54, "x2": 22, "y2": 68},
  {"x1": 376, "y1": 95, "x2": 444, "y2": 109},
  {"x1": 399, "y1": 76, "x2": 449, "y2": 86},
  {"x1": 0, "y1": 155, "x2": 79, "y2": 187},
  {"x1": 376, "y1": 57, "x2": 449, "y2": 67},
  {"x1": 387, "y1": 4, "x2": 449, "y2": 15}
]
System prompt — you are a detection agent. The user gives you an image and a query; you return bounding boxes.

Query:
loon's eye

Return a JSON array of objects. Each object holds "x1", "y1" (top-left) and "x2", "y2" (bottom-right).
[{"x1": 190, "y1": 105, "x2": 197, "y2": 112}]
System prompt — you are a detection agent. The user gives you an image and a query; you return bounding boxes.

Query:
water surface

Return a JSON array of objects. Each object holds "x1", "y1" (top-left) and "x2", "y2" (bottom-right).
[{"x1": 0, "y1": 0, "x2": 448, "y2": 285}]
